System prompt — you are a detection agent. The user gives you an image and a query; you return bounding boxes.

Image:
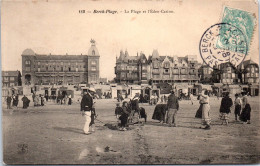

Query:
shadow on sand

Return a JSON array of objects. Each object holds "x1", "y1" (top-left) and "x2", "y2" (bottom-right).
[{"x1": 53, "y1": 127, "x2": 84, "y2": 134}]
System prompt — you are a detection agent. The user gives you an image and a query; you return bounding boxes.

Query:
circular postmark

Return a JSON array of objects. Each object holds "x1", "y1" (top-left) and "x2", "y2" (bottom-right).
[{"x1": 199, "y1": 23, "x2": 248, "y2": 68}]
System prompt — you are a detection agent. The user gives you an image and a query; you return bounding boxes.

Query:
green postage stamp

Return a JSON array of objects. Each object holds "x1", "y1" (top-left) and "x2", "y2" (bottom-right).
[{"x1": 216, "y1": 6, "x2": 256, "y2": 53}]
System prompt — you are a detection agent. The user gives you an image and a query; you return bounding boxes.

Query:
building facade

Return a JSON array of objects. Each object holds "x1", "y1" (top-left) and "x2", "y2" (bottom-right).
[
  {"x1": 115, "y1": 50, "x2": 200, "y2": 84},
  {"x1": 2, "y1": 71, "x2": 22, "y2": 87},
  {"x1": 22, "y1": 40, "x2": 100, "y2": 85},
  {"x1": 239, "y1": 60, "x2": 259, "y2": 84},
  {"x1": 198, "y1": 64, "x2": 213, "y2": 83},
  {"x1": 215, "y1": 62, "x2": 240, "y2": 84}
]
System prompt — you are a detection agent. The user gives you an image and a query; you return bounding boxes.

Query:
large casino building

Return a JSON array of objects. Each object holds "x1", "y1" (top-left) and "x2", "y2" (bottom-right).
[{"x1": 21, "y1": 39, "x2": 100, "y2": 85}]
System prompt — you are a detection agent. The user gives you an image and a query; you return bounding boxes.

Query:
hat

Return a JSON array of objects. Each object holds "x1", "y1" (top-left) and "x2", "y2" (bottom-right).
[{"x1": 88, "y1": 87, "x2": 96, "y2": 92}]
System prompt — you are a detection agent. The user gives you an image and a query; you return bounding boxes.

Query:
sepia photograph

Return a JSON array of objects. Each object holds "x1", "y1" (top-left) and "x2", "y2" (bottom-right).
[{"x1": 1, "y1": 0, "x2": 259, "y2": 164}]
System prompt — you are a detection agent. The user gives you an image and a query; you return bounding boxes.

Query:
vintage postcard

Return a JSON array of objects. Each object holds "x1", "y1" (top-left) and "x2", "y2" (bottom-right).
[{"x1": 1, "y1": 0, "x2": 259, "y2": 164}]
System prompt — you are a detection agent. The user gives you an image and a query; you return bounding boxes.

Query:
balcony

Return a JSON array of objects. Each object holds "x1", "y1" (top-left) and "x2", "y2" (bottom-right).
[{"x1": 152, "y1": 70, "x2": 160, "y2": 74}]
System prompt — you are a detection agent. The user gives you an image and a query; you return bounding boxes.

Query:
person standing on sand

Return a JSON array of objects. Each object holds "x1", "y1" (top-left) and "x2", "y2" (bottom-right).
[
  {"x1": 219, "y1": 92, "x2": 233, "y2": 125},
  {"x1": 240, "y1": 92, "x2": 251, "y2": 124},
  {"x1": 166, "y1": 90, "x2": 179, "y2": 127},
  {"x1": 234, "y1": 93, "x2": 242, "y2": 121},
  {"x1": 80, "y1": 88, "x2": 95, "y2": 135},
  {"x1": 68, "y1": 94, "x2": 72, "y2": 105},
  {"x1": 200, "y1": 90, "x2": 211, "y2": 130},
  {"x1": 195, "y1": 94, "x2": 203, "y2": 118},
  {"x1": 6, "y1": 95, "x2": 12, "y2": 109}
]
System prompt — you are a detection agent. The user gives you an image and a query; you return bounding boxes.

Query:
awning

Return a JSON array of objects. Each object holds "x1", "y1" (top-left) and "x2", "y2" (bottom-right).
[
  {"x1": 213, "y1": 83, "x2": 223, "y2": 87},
  {"x1": 250, "y1": 84, "x2": 259, "y2": 89},
  {"x1": 229, "y1": 85, "x2": 241, "y2": 88},
  {"x1": 175, "y1": 84, "x2": 189, "y2": 89},
  {"x1": 201, "y1": 85, "x2": 212, "y2": 91}
]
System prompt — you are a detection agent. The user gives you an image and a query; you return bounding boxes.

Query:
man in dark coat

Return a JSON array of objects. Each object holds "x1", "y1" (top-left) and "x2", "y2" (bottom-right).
[
  {"x1": 167, "y1": 90, "x2": 179, "y2": 127},
  {"x1": 22, "y1": 95, "x2": 30, "y2": 109},
  {"x1": 80, "y1": 89, "x2": 94, "y2": 135},
  {"x1": 6, "y1": 96, "x2": 12, "y2": 109}
]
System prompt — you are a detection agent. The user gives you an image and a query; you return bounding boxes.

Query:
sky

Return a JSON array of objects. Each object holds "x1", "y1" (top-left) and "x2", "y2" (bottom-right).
[{"x1": 1, "y1": 0, "x2": 259, "y2": 80}]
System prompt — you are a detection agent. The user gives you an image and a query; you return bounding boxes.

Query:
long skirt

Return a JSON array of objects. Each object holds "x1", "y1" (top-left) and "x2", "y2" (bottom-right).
[
  {"x1": 68, "y1": 98, "x2": 72, "y2": 105},
  {"x1": 119, "y1": 114, "x2": 128, "y2": 127},
  {"x1": 235, "y1": 105, "x2": 241, "y2": 115},
  {"x1": 195, "y1": 104, "x2": 203, "y2": 118},
  {"x1": 240, "y1": 104, "x2": 251, "y2": 122},
  {"x1": 201, "y1": 104, "x2": 211, "y2": 125},
  {"x1": 152, "y1": 104, "x2": 167, "y2": 122}
]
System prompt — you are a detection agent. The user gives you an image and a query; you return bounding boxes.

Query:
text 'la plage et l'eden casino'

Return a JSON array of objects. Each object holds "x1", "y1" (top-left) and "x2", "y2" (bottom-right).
[{"x1": 79, "y1": 9, "x2": 174, "y2": 14}]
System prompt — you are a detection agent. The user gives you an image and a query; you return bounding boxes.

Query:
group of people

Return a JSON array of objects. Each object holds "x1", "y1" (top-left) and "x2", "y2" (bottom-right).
[
  {"x1": 5, "y1": 94, "x2": 19, "y2": 109},
  {"x1": 32, "y1": 93, "x2": 45, "y2": 107},
  {"x1": 56, "y1": 94, "x2": 72, "y2": 105},
  {"x1": 103, "y1": 92, "x2": 112, "y2": 99},
  {"x1": 5, "y1": 94, "x2": 31, "y2": 109},
  {"x1": 152, "y1": 90, "x2": 179, "y2": 127},
  {"x1": 114, "y1": 95, "x2": 147, "y2": 131},
  {"x1": 195, "y1": 90, "x2": 251, "y2": 129}
]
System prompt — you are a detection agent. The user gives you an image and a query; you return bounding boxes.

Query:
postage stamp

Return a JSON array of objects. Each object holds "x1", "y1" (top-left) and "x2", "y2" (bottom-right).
[
  {"x1": 199, "y1": 23, "x2": 248, "y2": 68},
  {"x1": 217, "y1": 6, "x2": 256, "y2": 51}
]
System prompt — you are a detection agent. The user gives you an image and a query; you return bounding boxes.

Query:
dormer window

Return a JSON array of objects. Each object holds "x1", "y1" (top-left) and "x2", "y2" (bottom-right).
[
  {"x1": 25, "y1": 60, "x2": 31, "y2": 65},
  {"x1": 164, "y1": 62, "x2": 170, "y2": 68}
]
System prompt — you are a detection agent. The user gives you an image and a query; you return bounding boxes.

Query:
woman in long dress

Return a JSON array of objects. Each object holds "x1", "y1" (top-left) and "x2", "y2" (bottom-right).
[
  {"x1": 219, "y1": 92, "x2": 233, "y2": 125},
  {"x1": 68, "y1": 95, "x2": 72, "y2": 105},
  {"x1": 200, "y1": 90, "x2": 211, "y2": 129},
  {"x1": 195, "y1": 95, "x2": 203, "y2": 118}
]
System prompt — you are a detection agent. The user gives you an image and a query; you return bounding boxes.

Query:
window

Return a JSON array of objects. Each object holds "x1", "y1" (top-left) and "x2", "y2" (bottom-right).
[
  {"x1": 92, "y1": 50, "x2": 95, "y2": 56},
  {"x1": 153, "y1": 69, "x2": 159, "y2": 73},
  {"x1": 256, "y1": 73, "x2": 259, "y2": 77},
  {"x1": 10, "y1": 77, "x2": 15, "y2": 81},
  {"x1": 251, "y1": 68, "x2": 255, "y2": 73},
  {"x1": 91, "y1": 74, "x2": 97, "y2": 81},
  {"x1": 25, "y1": 60, "x2": 31, "y2": 65},
  {"x1": 91, "y1": 61, "x2": 96, "y2": 65},
  {"x1": 227, "y1": 67, "x2": 231, "y2": 72},
  {"x1": 25, "y1": 67, "x2": 31, "y2": 72},
  {"x1": 76, "y1": 68, "x2": 78, "y2": 72},
  {"x1": 68, "y1": 67, "x2": 71, "y2": 72},
  {"x1": 4, "y1": 77, "x2": 8, "y2": 81},
  {"x1": 142, "y1": 66, "x2": 146, "y2": 70},
  {"x1": 173, "y1": 75, "x2": 179, "y2": 79},
  {"x1": 173, "y1": 69, "x2": 178, "y2": 74},
  {"x1": 38, "y1": 62, "x2": 40, "y2": 65},
  {"x1": 181, "y1": 69, "x2": 186, "y2": 74},
  {"x1": 153, "y1": 63, "x2": 159, "y2": 68},
  {"x1": 91, "y1": 67, "x2": 96, "y2": 71},
  {"x1": 164, "y1": 62, "x2": 170, "y2": 68},
  {"x1": 165, "y1": 69, "x2": 169, "y2": 73},
  {"x1": 142, "y1": 73, "x2": 147, "y2": 77}
]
